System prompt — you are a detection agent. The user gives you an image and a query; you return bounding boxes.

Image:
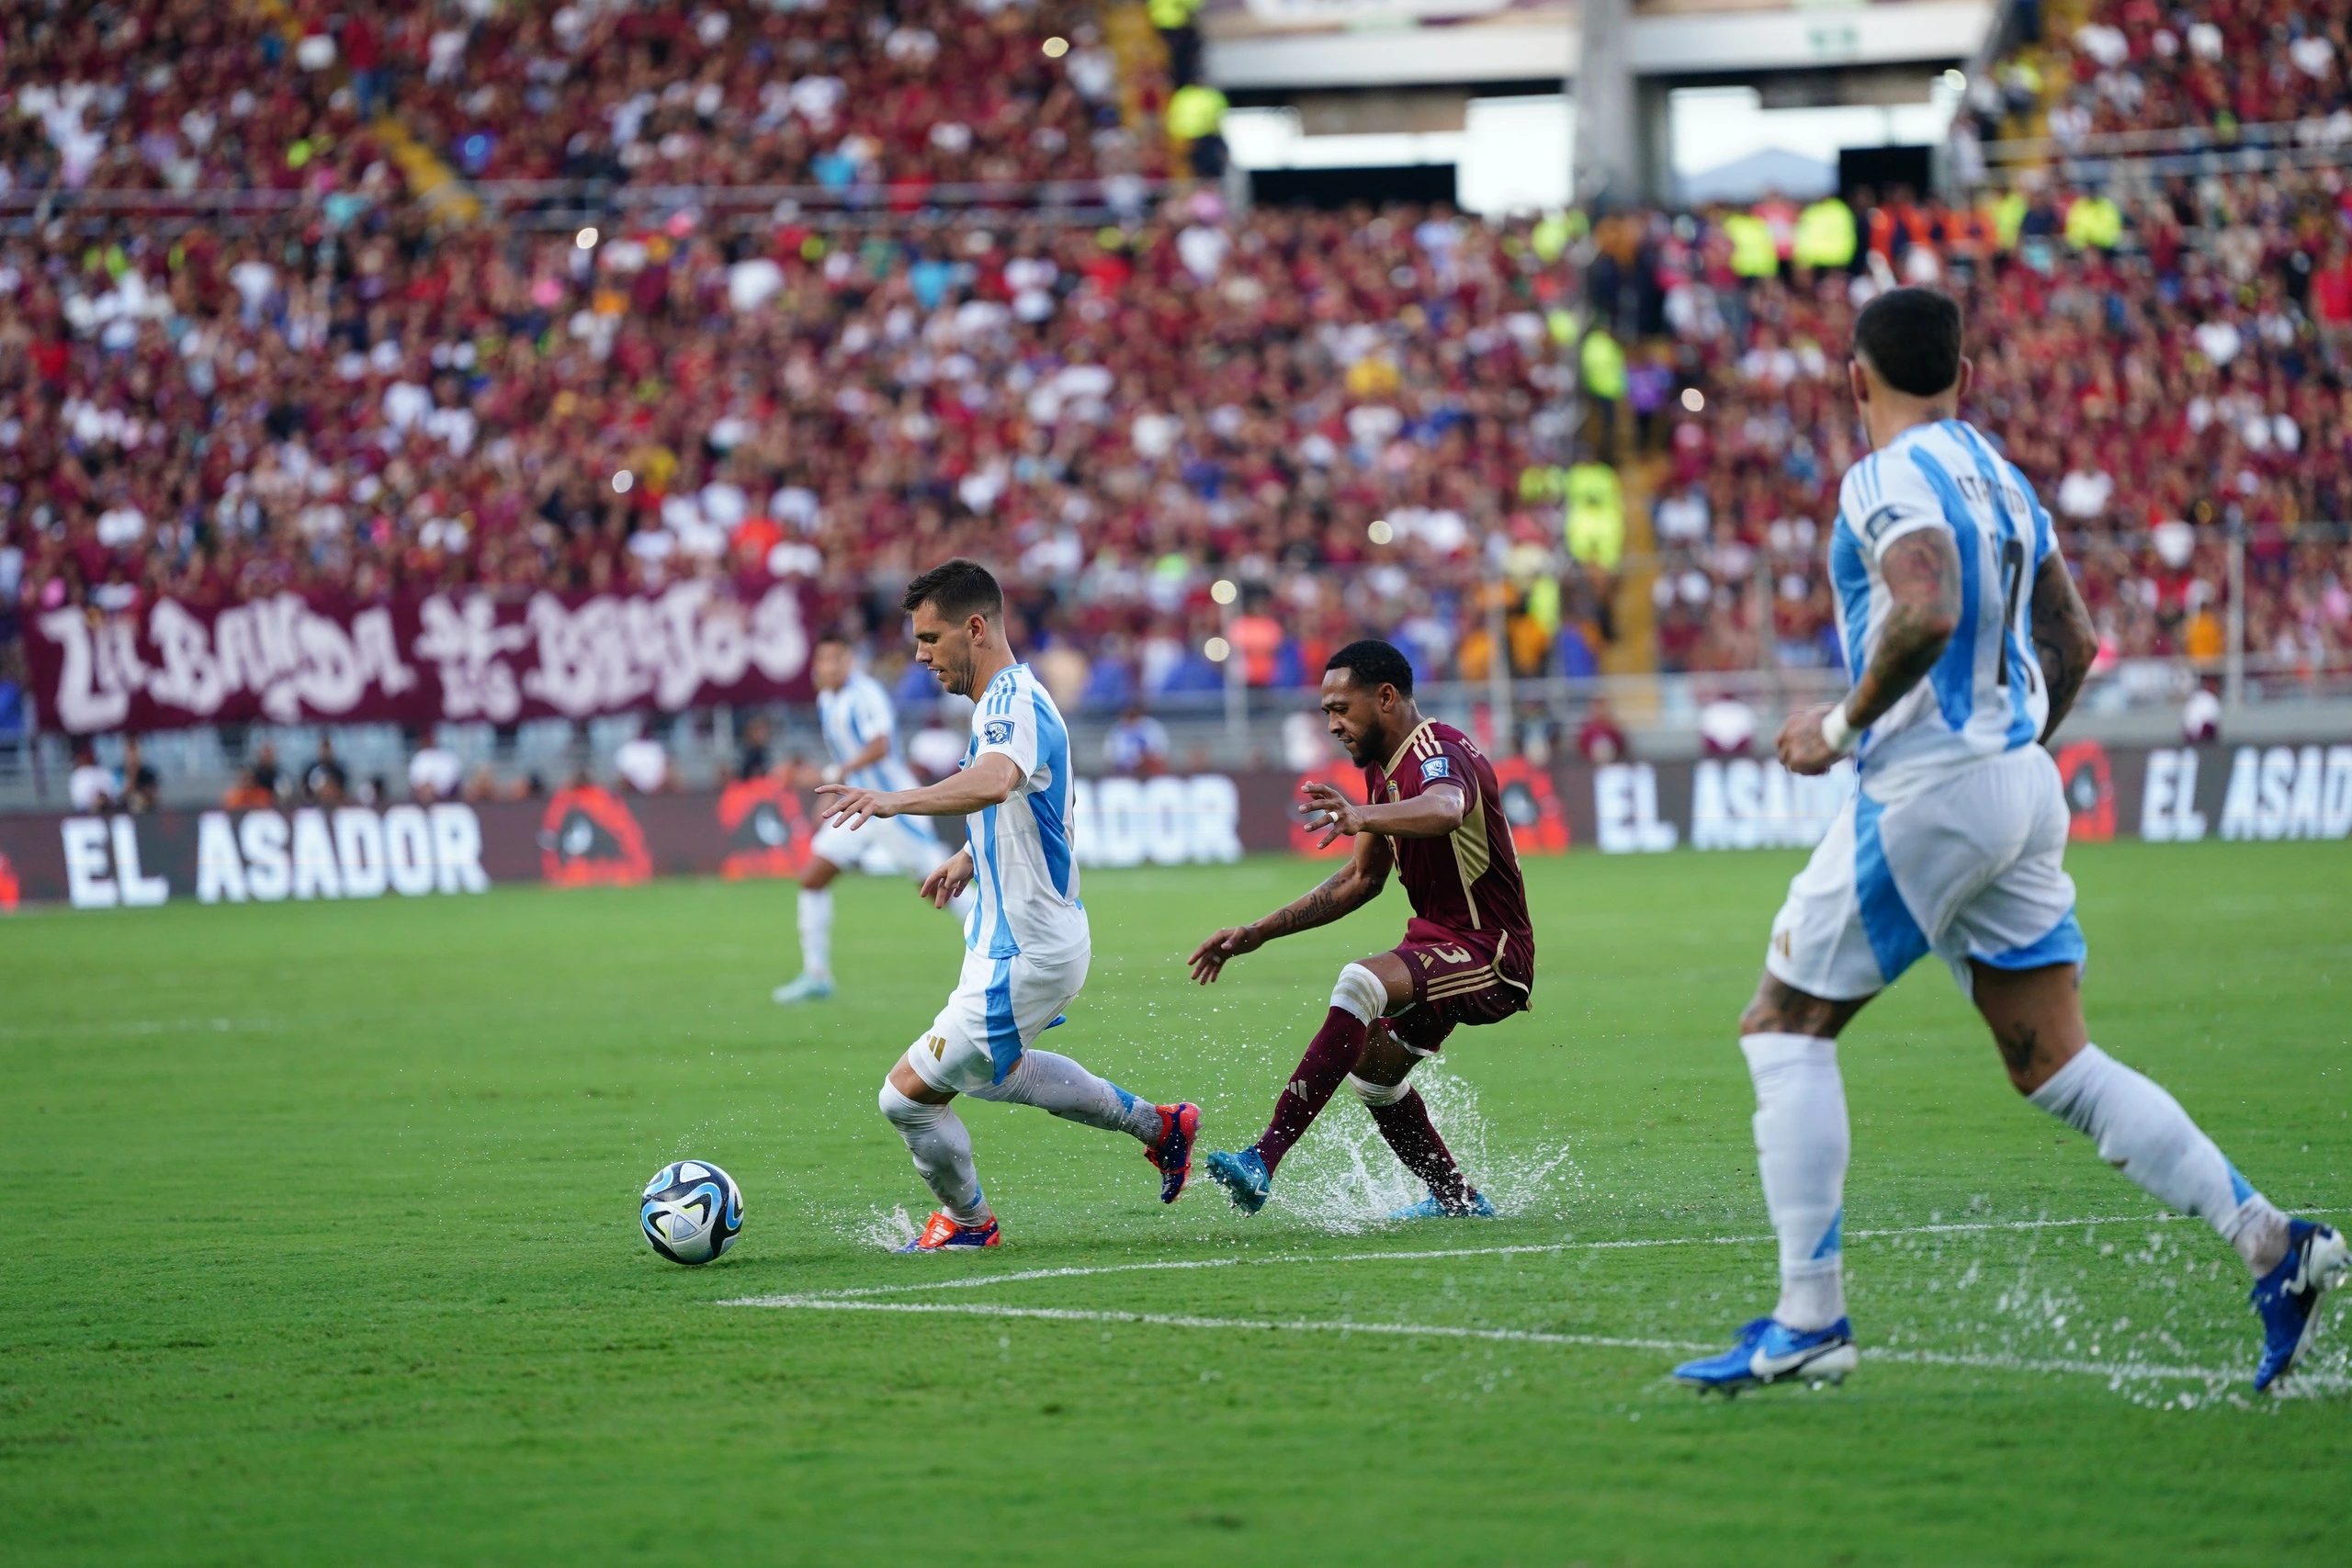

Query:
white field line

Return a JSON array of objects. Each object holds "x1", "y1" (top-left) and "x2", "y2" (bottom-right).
[
  {"x1": 720, "y1": 1294, "x2": 2352, "y2": 1392},
  {"x1": 742, "y1": 1213, "x2": 2172, "y2": 1303}
]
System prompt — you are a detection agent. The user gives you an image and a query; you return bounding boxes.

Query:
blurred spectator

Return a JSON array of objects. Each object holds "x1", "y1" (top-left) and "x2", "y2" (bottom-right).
[
  {"x1": 250, "y1": 744, "x2": 284, "y2": 804},
  {"x1": 1103, "y1": 703, "x2": 1172, "y2": 776},
  {"x1": 615, "y1": 737, "x2": 674, "y2": 795},
  {"x1": 2182, "y1": 684, "x2": 2223, "y2": 745},
  {"x1": 68, "y1": 744, "x2": 117, "y2": 813},
  {"x1": 221, "y1": 771, "x2": 275, "y2": 810},
  {"x1": 303, "y1": 738, "x2": 348, "y2": 806},
  {"x1": 409, "y1": 744, "x2": 464, "y2": 803},
  {"x1": 1697, "y1": 694, "x2": 1758, "y2": 758},
  {"x1": 735, "y1": 716, "x2": 775, "y2": 782},
  {"x1": 1576, "y1": 700, "x2": 1630, "y2": 765},
  {"x1": 119, "y1": 739, "x2": 159, "y2": 814}
]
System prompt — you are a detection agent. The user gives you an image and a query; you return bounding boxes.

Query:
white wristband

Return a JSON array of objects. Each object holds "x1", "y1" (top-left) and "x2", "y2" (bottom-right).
[{"x1": 1820, "y1": 703, "x2": 1860, "y2": 756}]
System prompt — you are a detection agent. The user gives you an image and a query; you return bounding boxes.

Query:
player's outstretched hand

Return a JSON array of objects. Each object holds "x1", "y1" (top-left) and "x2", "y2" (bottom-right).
[
  {"x1": 813, "y1": 783, "x2": 896, "y2": 829},
  {"x1": 1297, "y1": 780, "x2": 1364, "y2": 849},
  {"x1": 1188, "y1": 924, "x2": 1262, "y2": 984},
  {"x1": 1776, "y1": 702, "x2": 1843, "y2": 776},
  {"x1": 922, "y1": 849, "x2": 974, "y2": 909}
]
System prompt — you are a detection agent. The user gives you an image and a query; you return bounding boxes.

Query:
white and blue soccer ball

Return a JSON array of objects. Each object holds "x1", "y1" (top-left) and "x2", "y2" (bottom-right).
[{"x1": 639, "y1": 1160, "x2": 743, "y2": 1265}]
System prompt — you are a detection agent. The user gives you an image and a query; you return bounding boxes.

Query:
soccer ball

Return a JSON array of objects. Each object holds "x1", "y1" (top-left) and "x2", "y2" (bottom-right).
[{"x1": 639, "y1": 1160, "x2": 743, "y2": 1265}]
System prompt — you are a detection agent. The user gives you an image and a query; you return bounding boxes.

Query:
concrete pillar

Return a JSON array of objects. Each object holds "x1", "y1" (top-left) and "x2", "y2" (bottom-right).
[{"x1": 1574, "y1": 0, "x2": 1640, "y2": 209}]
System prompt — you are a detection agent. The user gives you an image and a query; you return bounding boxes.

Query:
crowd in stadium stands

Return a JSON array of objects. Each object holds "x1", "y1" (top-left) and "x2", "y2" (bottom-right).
[
  {"x1": 0, "y1": 0, "x2": 1156, "y2": 198},
  {"x1": 1955, "y1": 0, "x2": 2347, "y2": 149},
  {"x1": 1, "y1": 0, "x2": 399, "y2": 197},
  {"x1": 4, "y1": 0, "x2": 2351, "y2": 767},
  {"x1": 1644, "y1": 168, "x2": 2352, "y2": 679}
]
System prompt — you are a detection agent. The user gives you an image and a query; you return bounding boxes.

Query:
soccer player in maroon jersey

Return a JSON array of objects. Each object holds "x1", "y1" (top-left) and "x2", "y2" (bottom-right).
[{"x1": 1189, "y1": 640, "x2": 1535, "y2": 1218}]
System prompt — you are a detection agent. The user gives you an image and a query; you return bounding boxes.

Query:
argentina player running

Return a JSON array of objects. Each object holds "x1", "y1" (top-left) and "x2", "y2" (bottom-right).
[
  {"x1": 1673, "y1": 288, "x2": 2345, "y2": 1394},
  {"x1": 773, "y1": 634, "x2": 972, "y2": 1005},
  {"x1": 814, "y1": 559, "x2": 1202, "y2": 1251},
  {"x1": 1191, "y1": 640, "x2": 1534, "y2": 1220}
]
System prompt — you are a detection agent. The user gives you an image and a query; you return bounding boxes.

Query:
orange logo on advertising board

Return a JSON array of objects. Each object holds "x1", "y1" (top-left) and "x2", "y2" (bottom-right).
[
  {"x1": 1490, "y1": 756, "x2": 1570, "y2": 854},
  {"x1": 2055, "y1": 741, "x2": 2114, "y2": 842},
  {"x1": 716, "y1": 777, "x2": 814, "y2": 881},
  {"x1": 0, "y1": 851, "x2": 17, "y2": 913},
  {"x1": 538, "y1": 784, "x2": 653, "y2": 888}
]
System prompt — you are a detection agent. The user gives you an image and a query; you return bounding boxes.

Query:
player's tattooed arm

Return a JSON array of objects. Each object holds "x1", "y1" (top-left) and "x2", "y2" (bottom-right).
[
  {"x1": 1779, "y1": 527, "x2": 1961, "y2": 775},
  {"x1": 2030, "y1": 551, "x2": 2098, "y2": 742},
  {"x1": 1849, "y1": 528, "x2": 1962, "y2": 726},
  {"x1": 1188, "y1": 834, "x2": 1391, "y2": 983}
]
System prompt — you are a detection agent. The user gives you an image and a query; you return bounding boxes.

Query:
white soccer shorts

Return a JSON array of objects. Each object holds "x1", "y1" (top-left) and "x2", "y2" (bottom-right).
[
  {"x1": 1765, "y1": 745, "x2": 2086, "y2": 1000},
  {"x1": 809, "y1": 815, "x2": 951, "y2": 880},
  {"x1": 903, "y1": 947, "x2": 1091, "y2": 1095}
]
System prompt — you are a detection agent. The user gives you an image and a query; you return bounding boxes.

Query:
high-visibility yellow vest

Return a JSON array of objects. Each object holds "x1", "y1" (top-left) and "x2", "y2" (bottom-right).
[
  {"x1": 1166, "y1": 84, "x2": 1227, "y2": 141},
  {"x1": 1565, "y1": 462, "x2": 1625, "y2": 570},
  {"x1": 1995, "y1": 190, "x2": 2028, "y2": 251},
  {"x1": 2064, "y1": 194, "x2": 2121, "y2": 250},
  {"x1": 1723, "y1": 212, "x2": 1779, "y2": 278},
  {"x1": 1792, "y1": 197, "x2": 1857, "y2": 269},
  {"x1": 1580, "y1": 329, "x2": 1627, "y2": 402}
]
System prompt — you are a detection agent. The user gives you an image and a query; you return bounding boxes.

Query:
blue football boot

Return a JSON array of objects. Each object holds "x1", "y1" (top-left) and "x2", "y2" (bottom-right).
[
  {"x1": 1673, "y1": 1315, "x2": 1858, "y2": 1395},
  {"x1": 2252, "y1": 1219, "x2": 2348, "y2": 1392},
  {"x1": 1204, "y1": 1148, "x2": 1272, "y2": 1215},
  {"x1": 1387, "y1": 1187, "x2": 1498, "y2": 1221}
]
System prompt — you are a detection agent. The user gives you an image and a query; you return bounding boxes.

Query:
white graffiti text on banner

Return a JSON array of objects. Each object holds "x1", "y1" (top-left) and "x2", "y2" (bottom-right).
[
  {"x1": 514, "y1": 583, "x2": 808, "y2": 717},
  {"x1": 40, "y1": 596, "x2": 417, "y2": 731}
]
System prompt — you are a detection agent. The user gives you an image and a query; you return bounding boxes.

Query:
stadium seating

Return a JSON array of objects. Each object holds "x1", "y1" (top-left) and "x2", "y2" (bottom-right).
[{"x1": 3, "y1": 0, "x2": 2346, "y2": 713}]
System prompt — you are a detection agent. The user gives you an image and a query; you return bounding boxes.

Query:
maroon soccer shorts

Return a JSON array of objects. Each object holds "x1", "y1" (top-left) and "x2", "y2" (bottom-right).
[{"x1": 1377, "y1": 935, "x2": 1531, "y2": 1055}]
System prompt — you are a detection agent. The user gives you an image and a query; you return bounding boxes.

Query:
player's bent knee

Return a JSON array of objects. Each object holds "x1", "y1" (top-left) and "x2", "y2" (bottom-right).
[
  {"x1": 1346, "y1": 1072, "x2": 1409, "y2": 1108},
  {"x1": 1331, "y1": 962, "x2": 1389, "y2": 1024}
]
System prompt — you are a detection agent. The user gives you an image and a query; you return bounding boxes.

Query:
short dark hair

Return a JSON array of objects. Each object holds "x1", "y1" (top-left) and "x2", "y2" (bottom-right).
[
  {"x1": 901, "y1": 558, "x2": 1002, "y2": 622},
  {"x1": 1326, "y1": 638, "x2": 1414, "y2": 696},
  {"x1": 1852, "y1": 287, "x2": 1963, "y2": 398}
]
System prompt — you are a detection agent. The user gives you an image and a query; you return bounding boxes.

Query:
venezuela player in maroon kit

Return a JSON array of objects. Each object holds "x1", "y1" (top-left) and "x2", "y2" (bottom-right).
[{"x1": 1190, "y1": 640, "x2": 1535, "y2": 1218}]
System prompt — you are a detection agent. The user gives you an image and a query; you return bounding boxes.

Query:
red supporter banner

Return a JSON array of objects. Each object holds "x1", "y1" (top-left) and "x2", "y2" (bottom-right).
[{"x1": 21, "y1": 581, "x2": 819, "y2": 735}]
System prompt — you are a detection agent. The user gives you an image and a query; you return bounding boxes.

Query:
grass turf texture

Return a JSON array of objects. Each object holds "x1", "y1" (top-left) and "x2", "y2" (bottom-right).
[{"x1": 3, "y1": 841, "x2": 2348, "y2": 1565}]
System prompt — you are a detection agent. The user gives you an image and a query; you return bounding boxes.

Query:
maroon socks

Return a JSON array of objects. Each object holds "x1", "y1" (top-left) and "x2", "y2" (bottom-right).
[
  {"x1": 1370, "y1": 1090, "x2": 1472, "y2": 1208},
  {"x1": 1251, "y1": 1007, "x2": 1367, "y2": 1171}
]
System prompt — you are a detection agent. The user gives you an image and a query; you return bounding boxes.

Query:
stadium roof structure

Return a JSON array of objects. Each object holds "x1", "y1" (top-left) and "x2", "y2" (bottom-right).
[{"x1": 1201, "y1": 0, "x2": 1996, "y2": 91}]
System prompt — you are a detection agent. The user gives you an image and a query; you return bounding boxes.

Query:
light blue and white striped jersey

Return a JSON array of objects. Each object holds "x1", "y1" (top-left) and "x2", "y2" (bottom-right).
[
  {"x1": 819, "y1": 671, "x2": 937, "y2": 840},
  {"x1": 1830, "y1": 418, "x2": 2058, "y2": 802},
  {"x1": 960, "y1": 662, "x2": 1087, "y2": 965}
]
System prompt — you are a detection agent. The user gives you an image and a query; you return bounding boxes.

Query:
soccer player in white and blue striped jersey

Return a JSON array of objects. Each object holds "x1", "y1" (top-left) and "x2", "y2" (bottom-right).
[
  {"x1": 814, "y1": 559, "x2": 1201, "y2": 1249},
  {"x1": 1672, "y1": 288, "x2": 2344, "y2": 1394},
  {"x1": 773, "y1": 635, "x2": 970, "y2": 1005}
]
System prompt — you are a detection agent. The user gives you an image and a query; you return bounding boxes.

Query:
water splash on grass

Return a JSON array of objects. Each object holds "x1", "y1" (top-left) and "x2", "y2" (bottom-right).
[{"x1": 1262, "y1": 1061, "x2": 1585, "y2": 1235}]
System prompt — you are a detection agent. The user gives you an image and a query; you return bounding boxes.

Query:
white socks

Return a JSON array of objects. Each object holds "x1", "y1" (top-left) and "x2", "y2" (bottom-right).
[
  {"x1": 797, "y1": 887, "x2": 832, "y2": 980},
  {"x1": 1742, "y1": 1032, "x2": 1850, "y2": 1332},
  {"x1": 878, "y1": 1083, "x2": 989, "y2": 1224},
  {"x1": 2030, "y1": 1044, "x2": 2290, "y2": 1274},
  {"x1": 970, "y1": 1049, "x2": 1164, "y2": 1143}
]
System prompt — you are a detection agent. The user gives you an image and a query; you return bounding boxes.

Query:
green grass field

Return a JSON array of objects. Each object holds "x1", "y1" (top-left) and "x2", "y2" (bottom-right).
[{"x1": 4, "y1": 840, "x2": 2348, "y2": 1565}]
